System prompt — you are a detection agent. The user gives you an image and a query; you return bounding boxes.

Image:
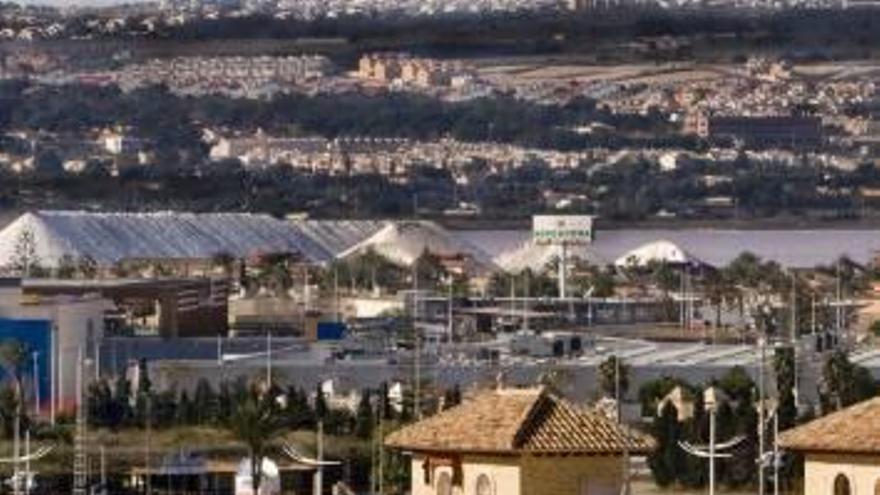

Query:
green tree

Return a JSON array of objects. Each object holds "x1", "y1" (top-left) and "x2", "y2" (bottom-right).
[
  {"x1": 0, "y1": 340, "x2": 27, "y2": 470},
  {"x1": 77, "y1": 255, "x2": 98, "y2": 279},
  {"x1": 702, "y1": 269, "x2": 737, "y2": 331},
  {"x1": 716, "y1": 366, "x2": 754, "y2": 405},
  {"x1": 217, "y1": 381, "x2": 234, "y2": 423},
  {"x1": 638, "y1": 376, "x2": 690, "y2": 418},
  {"x1": 193, "y1": 378, "x2": 218, "y2": 425},
  {"x1": 598, "y1": 355, "x2": 629, "y2": 399},
  {"x1": 724, "y1": 396, "x2": 759, "y2": 487},
  {"x1": 591, "y1": 267, "x2": 616, "y2": 298},
  {"x1": 649, "y1": 402, "x2": 682, "y2": 487},
  {"x1": 820, "y1": 350, "x2": 877, "y2": 412},
  {"x1": 314, "y1": 384, "x2": 328, "y2": 420},
  {"x1": 113, "y1": 373, "x2": 133, "y2": 427},
  {"x1": 11, "y1": 228, "x2": 43, "y2": 277},
  {"x1": 177, "y1": 389, "x2": 196, "y2": 425},
  {"x1": 355, "y1": 390, "x2": 374, "y2": 440},
  {"x1": 378, "y1": 382, "x2": 395, "y2": 421},
  {"x1": 134, "y1": 359, "x2": 153, "y2": 425},
  {"x1": 227, "y1": 385, "x2": 284, "y2": 495},
  {"x1": 651, "y1": 261, "x2": 679, "y2": 297},
  {"x1": 283, "y1": 386, "x2": 314, "y2": 429},
  {"x1": 773, "y1": 346, "x2": 797, "y2": 430},
  {"x1": 679, "y1": 391, "x2": 707, "y2": 488},
  {"x1": 57, "y1": 254, "x2": 77, "y2": 279},
  {"x1": 87, "y1": 379, "x2": 114, "y2": 427}
]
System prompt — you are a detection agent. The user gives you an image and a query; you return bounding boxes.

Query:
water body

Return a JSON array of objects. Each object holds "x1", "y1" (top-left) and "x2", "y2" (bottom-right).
[{"x1": 460, "y1": 228, "x2": 880, "y2": 268}]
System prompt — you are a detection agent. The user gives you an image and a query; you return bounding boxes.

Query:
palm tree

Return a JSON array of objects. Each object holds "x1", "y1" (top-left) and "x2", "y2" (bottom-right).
[
  {"x1": 703, "y1": 269, "x2": 737, "y2": 332},
  {"x1": 0, "y1": 340, "x2": 28, "y2": 494},
  {"x1": 211, "y1": 252, "x2": 237, "y2": 279},
  {"x1": 227, "y1": 386, "x2": 283, "y2": 495}
]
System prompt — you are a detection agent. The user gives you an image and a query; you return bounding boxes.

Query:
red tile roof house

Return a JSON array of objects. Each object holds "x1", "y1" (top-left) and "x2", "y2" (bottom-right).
[
  {"x1": 780, "y1": 397, "x2": 880, "y2": 495},
  {"x1": 385, "y1": 387, "x2": 655, "y2": 495}
]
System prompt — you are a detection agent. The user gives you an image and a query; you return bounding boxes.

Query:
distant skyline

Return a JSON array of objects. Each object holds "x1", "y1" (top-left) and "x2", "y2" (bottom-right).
[{"x1": 16, "y1": 0, "x2": 151, "y2": 7}]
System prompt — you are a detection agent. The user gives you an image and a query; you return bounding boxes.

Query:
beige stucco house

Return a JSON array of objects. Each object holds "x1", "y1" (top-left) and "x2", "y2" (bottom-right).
[
  {"x1": 384, "y1": 387, "x2": 655, "y2": 495},
  {"x1": 780, "y1": 397, "x2": 880, "y2": 495}
]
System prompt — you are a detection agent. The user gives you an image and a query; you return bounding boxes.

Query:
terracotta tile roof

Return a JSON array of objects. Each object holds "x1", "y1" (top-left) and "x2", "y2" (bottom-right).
[
  {"x1": 385, "y1": 387, "x2": 655, "y2": 455},
  {"x1": 779, "y1": 397, "x2": 880, "y2": 454}
]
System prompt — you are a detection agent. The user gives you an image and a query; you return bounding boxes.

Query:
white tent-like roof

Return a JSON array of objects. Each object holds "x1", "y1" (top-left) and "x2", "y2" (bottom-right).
[
  {"x1": 338, "y1": 221, "x2": 497, "y2": 273},
  {"x1": 494, "y1": 241, "x2": 606, "y2": 273},
  {"x1": 614, "y1": 239, "x2": 703, "y2": 268},
  {"x1": 0, "y1": 211, "x2": 333, "y2": 268},
  {"x1": 289, "y1": 219, "x2": 386, "y2": 260}
]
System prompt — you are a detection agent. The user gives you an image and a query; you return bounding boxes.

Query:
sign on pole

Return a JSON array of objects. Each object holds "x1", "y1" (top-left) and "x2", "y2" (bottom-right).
[
  {"x1": 532, "y1": 215, "x2": 594, "y2": 245},
  {"x1": 532, "y1": 215, "x2": 594, "y2": 300}
]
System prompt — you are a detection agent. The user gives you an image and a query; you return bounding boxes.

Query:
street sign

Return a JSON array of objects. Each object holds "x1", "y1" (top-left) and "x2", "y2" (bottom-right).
[{"x1": 532, "y1": 215, "x2": 594, "y2": 246}]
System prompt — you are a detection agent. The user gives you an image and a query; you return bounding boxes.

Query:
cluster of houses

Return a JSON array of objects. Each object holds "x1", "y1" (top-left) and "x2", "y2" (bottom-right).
[
  {"x1": 91, "y1": 55, "x2": 335, "y2": 97},
  {"x1": 206, "y1": 130, "x2": 594, "y2": 177},
  {"x1": 358, "y1": 53, "x2": 474, "y2": 89}
]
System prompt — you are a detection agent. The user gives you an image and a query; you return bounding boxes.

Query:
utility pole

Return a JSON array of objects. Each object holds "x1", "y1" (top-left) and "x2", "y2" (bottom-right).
[
  {"x1": 616, "y1": 356, "x2": 630, "y2": 495},
  {"x1": 73, "y1": 347, "x2": 87, "y2": 495},
  {"x1": 791, "y1": 273, "x2": 799, "y2": 406},
  {"x1": 145, "y1": 394, "x2": 152, "y2": 495},
  {"x1": 679, "y1": 388, "x2": 744, "y2": 495},
  {"x1": 314, "y1": 420, "x2": 324, "y2": 495},
  {"x1": 413, "y1": 262, "x2": 421, "y2": 421},
  {"x1": 100, "y1": 445, "x2": 107, "y2": 495},
  {"x1": 836, "y1": 262, "x2": 842, "y2": 332},
  {"x1": 31, "y1": 352, "x2": 39, "y2": 417},
  {"x1": 94, "y1": 337, "x2": 100, "y2": 382},
  {"x1": 334, "y1": 265, "x2": 340, "y2": 322},
  {"x1": 370, "y1": 405, "x2": 377, "y2": 495},
  {"x1": 378, "y1": 403, "x2": 385, "y2": 495},
  {"x1": 773, "y1": 411, "x2": 780, "y2": 495},
  {"x1": 811, "y1": 293, "x2": 817, "y2": 336},
  {"x1": 23, "y1": 430, "x2": 29, "y2": 495},
  {"x1": 558, "y1": 242, "x2": 567, "y2": 299},
  {"x1": 266, "y1": 330, "x2": 272, "y2": 385},
  {"x1": 12, "y1": 377, "x2": 19, "y2": 495},
  {"x1": 50, "y1": 324, "x2": 55, "y2": 426},
  {"x1": 447, "y1": 276, "x2": 454, "y2": 343},
  {"x1": 709, "y1": 396, "x2": 716, "y2": 495},
  {"x1": 524, "y1": 271, "x2": 530, "y2": 332},
  {"x1": 758, "y1": 336, "x2": 766, "y2": 495}
]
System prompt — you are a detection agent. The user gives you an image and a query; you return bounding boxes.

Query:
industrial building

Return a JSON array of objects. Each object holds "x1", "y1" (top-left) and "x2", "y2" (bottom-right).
[
  {"x1": 22, "y1": 278, "x2": 229, "y2": 338},
  {"x1": 0, "y1": 278, "x2": 110, "y2": 413}
]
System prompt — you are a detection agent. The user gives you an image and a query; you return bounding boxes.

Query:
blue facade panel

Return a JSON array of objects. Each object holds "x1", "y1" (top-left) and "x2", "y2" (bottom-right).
[
  {"x1": 316, "y1": 322, "x2": 346, "y2": 341},
  {"x1": 0, "y1": 318, "x2": 52, "y2": 408}
]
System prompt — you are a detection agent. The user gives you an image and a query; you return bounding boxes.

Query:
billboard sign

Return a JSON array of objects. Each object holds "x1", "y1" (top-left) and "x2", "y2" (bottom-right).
[{"x1": 533, "y1": 215, "x2": 594, "y2": 246}]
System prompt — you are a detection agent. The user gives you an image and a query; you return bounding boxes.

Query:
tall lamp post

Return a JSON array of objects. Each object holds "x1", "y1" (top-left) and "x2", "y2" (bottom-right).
[{"x1": 679, "y1": 387, "x2": 744, "y2": 495}]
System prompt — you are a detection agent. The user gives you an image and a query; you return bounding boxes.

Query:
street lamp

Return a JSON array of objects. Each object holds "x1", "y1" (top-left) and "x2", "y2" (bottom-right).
[{"x1": 679, "y1": 386, "x2": 744, "y2": 495}]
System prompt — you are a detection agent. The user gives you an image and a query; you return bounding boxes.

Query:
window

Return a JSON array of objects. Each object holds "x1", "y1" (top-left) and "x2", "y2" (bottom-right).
[
  {"x1": 834, "y1": 474, "x2": 851, "y2": 495},
  {"x1": 436, "y1": 472, "x2": 452, "y2": 495},
  {"x1": 475, "y1": 474, "x2": 493, "y2": 495}
]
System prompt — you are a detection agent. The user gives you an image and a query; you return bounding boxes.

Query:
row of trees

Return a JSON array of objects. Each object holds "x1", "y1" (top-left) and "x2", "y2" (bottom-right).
[
  {"x1": 642, "y1": 348, "x2": 878, "y2": 491},
  {"x1": 4, "y1": 140, "x2": 880, "y2": 221},
  {"x1": 85, "y1": 372, "x2": 419, "y2": 438}
]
